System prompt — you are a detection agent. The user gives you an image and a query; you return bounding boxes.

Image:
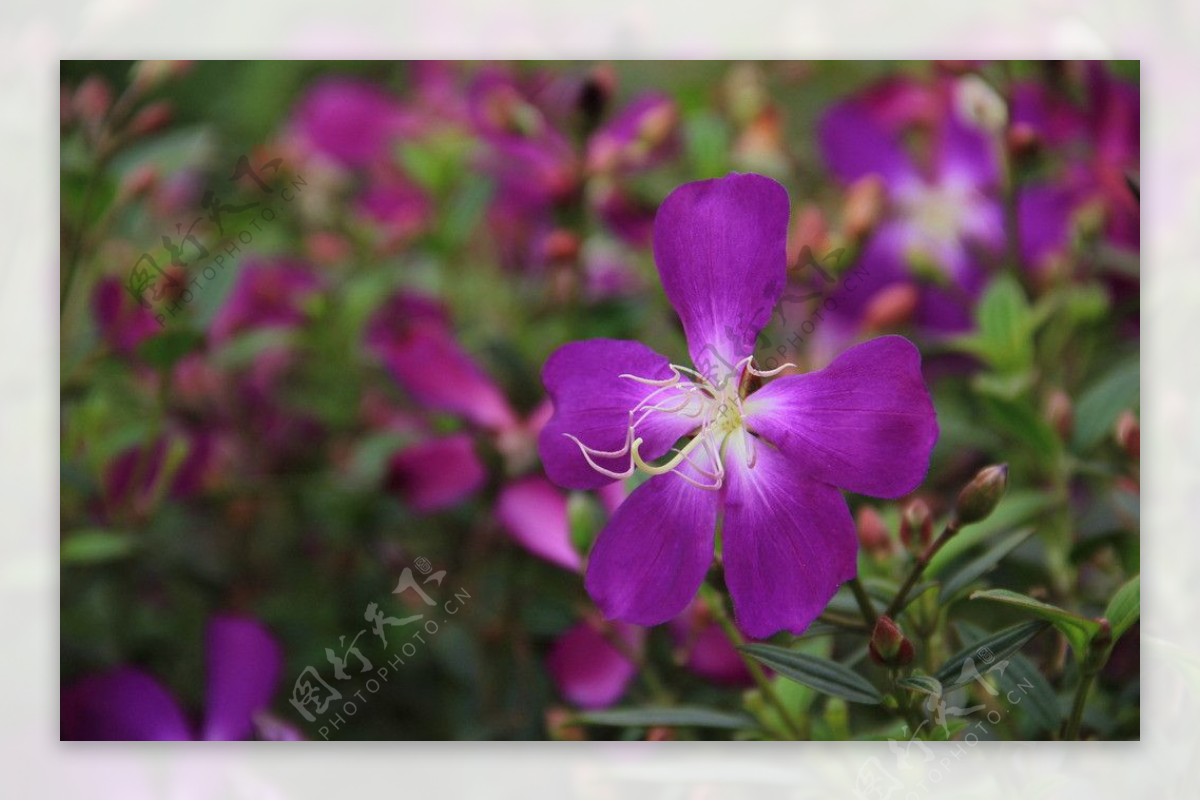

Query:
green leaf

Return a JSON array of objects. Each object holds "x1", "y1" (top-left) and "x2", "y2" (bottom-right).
[
  {"x1": 935, "y1": 620, "x2": 1049, "y2": 689},
  {"x1": 135, "y1": 328, "x2": 205, "y2": 371},
  {"x1": 969, "y1": 589, "x2": 1100, "y2": 655},
  {"x1": 1104, "y1": 574, "x2": 1140, "y2": 641},
  {"x1": 939, "y1": 528, "x2": 1036, "y2": 603},
  {"x1": 62, "y1": 529, "x2": 136, "y2": 564},
  {"x1": 739, "y1": 644, "x2": 883, "y2": 705},
  {"x1": 897, "y1": 674, "x2": 943, "y2": 697},
  {"x1": 1072, "y1": 358, "x2": 1139, "y2": 451},
  {"x1": 978, "y1": 394, "x2": 1061, "y2": 464},
  {"x1": 574, "y1": 706, "x2": 756, "y2": 730},
  {"x1": 957, "y1": 621, "x2": 1061, "y2": 734},
  {"x1": 960, "y1": 275, "x2": 1037, "y2": 373}
]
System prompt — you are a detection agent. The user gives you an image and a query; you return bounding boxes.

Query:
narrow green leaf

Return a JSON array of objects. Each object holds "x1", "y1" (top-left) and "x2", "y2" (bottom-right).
[
  {"x1": 1105, "y1": 574, "x2": 1140, "y2": 640},
  {"x1": 62, "y1": 529, "x2": 136, "y2": 564},
  {"x1": 969, "y1": 589, "x2": 1100, "y2": 655},
  {"x1": 574, "y1": 706, "x2": 756, "y2": 730},
  {"x1": 935, "y1": 620, "x2": 1049, "y2": 689},
  {"x1": 957, "y1": 621, "x2": 1061, "y2": 734},
  {"x1": 1072, "y1": 358, "x2": 1139, "y2": 451},
  {"x1": 739, "y1": 644, "x2": 883, "y2": 705},
  {"x1": 897, "y1": 674, "x2": 943, "y2": 697},
  {"x1": 939, "y1": 528, "x2": 1036, "y2": 603}
]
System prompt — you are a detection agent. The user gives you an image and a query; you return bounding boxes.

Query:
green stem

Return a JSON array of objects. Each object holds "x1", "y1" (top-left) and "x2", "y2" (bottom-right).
[
  {"x1": 1063, "y1": 671, "x2": 1096, "y2": 740},
  {"x1": 884, "y1": 519, "x2": 960, "y2": 619},
  {"x1": 848, "y1": 576, "x2": 879, "y2": 629},
  {"x1": 703, "y1": 583, "x2": 805, "y2": 739}
]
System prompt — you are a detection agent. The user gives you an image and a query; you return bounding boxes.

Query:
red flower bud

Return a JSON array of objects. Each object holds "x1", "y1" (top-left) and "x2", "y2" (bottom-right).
[
  {"x1": 1044, "y1": 389, "x2": 1074, "y2": 441},
  {"x1": 1114, "y1": 410, "x2": 1139, "y2": 461},
  {"x1": 129, "y1": 101, "x2": 172, "y2": 137},
  {"x1": 868, "y1": 615, "x2": 914, "y2": 667},
  {"x1": 856, "y1": 505, "x2": 893, "y2": 559},
  {"x1": 899, "y1": 498, "x2": 933, "y2": 552}
]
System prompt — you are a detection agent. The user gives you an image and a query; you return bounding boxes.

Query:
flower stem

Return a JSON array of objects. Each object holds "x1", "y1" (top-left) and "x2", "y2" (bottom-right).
[
  {"x1": 702, "y1": 583, "x2": 805, "y2": 739},
  {"x1": 848, "y1": 576, "x2": 879, "y2": 629},
  {"x1": 1063, "y1": 670, "x2": 1096, "y2": 740},
  {"x1": 884, "y1": 518, "x2": 960, "y2": 619}
]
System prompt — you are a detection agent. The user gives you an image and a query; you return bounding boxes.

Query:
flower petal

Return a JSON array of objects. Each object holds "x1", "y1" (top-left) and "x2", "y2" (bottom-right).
[
  {"x1": 61, "y1": 668, "x2": 191, "y2": 741},
  {"x1": 387, "y1": 434, "x2": 486, "y2": 513},
  {"x1": 201, "y1": 615, "x2": 284, "y2": 741},
  {"x1": 818, "y1": 99, "x2": 918, "y2": 186},
  {"x1": 721, "y1": 441, "x2": 857, "y2": 638},
  {"x1": 366, "y1": 293, "x2": 517, "y2": 431},
  {"x1": 744, "y1": 335, "x2": 938, "y2": 499},
  {"x1": 652, "y1": 173, "x2": 790, "y2": 382},
  {"x1": 546, "y1": 620, "x2": 642, "y2": 710},
  {"x1": 496, "y1": 476, "x2": 582, "y2": 571},
  {"x1": 538, "y1": 339, "x2": 701, "y2": 490},
  {"x1": 584, "y1": 469, "x2": 719, "y2": 627}
]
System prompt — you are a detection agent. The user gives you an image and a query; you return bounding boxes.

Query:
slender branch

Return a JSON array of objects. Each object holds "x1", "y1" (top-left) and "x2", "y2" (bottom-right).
[
  {"x1": 848, "y1": 576, "x2": 879, "y2": 629},
  {"x1": 884, "y1": 519, "x2": 960, "y2": 619},
  {"x1": 702, "y1": 583, "x2": 805, "y2": 739}
]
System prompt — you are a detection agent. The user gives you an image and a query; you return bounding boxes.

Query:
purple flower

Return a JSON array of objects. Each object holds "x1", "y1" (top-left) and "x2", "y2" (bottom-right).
[
  {"x1": 61, "y1": 615, "x2": 293, "y2": 741},
  {"x1": 538, "y1": 174, "x2": 938, "y2": 638},
  {"x1": 209, "y1": 258, "x2": 324, "y2": 345},
  {"x1": 546, "y1": 619, "x2": 642, "y2": 710},
  {"x1": 291, "y1": 77, "x2": 412, "y2": 169},
  {"x1": 92, "y1": 276, "x2": 159, "y2": 356},
  {"x1": 385, "y1": 433, "x2": 486, "y2": 513}
]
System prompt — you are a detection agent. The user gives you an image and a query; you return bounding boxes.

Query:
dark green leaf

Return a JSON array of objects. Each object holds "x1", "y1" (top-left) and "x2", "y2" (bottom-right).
[
  {"x1": 739, "y1": 644, "x2": 883, "y2": 705},
  {"x1": 135, "y1": 328, "x2": 204, "y2": 371},
  {"x1": 939, "y1": 528, "x2": 1036, "y2": 602},
  {"x1": 935, "y1": 620, "x2": 1049, "y2": 689},
  {"x1": 969, "y1": 589, "x2": 1100, "y2": 655},
  {"x1": 575, "y1": 706, "x2": 756, "y2": 730}
]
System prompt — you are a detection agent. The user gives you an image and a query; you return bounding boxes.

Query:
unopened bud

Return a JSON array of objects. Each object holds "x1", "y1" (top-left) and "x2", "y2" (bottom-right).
[
  {"x1": 1044, "y1": 389, "x2": 1074, "y2": 441},
  {"x1": 843, "y1": 175, "x2": 886, "y2": 242},
  {"x1": 541, "y1": 228, "x2": 581, "y2": 264},
  {"x1": 856, "y1": 505, "x2": 892, "y2": 559},
  {"x1": 1114, "y1": 410, "x2": 1139, "y2": 460},
  {"x1": 900, "y1": 498, "x2": 933, "y2": 551},
  {"x1": 129, "y1": 101, "x2": 172, "y2": 137},
  {"x1": 868, "y1": 615, "x2": 915, "y2": 667},
  {"x1": 862, "y1": 282, "x2": 920, "y2": 333},
  {"x1": 119, "y1": 165, "x2": 159, "y2": 203},
  {"x1": 954, "y1": 74, "x2": 1007, "y2": 134},
  {"x1": 1007, "y1": 121, "x2": 1041, "y2": 162},
  {"x1": 130, "y1": 60, "x2": 193, "y2": 92},
  {"x1": 73, "y1": 76, "x2": 112, "y2": 126},
  {"x1": 954, "y1": 464, "x2": 1009, "y2": 525}
]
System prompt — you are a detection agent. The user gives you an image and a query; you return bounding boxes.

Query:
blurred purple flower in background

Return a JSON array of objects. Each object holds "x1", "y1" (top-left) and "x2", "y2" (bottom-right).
[
  {"x1": 546, "y1": 618, "x2": 642, "y2": 710},
  {"x1": 539, "y1": 173, "x2": 939, "y2": 638},
  {"x1": 62, "y1": 615, "x2": 294, "y2": 741}
]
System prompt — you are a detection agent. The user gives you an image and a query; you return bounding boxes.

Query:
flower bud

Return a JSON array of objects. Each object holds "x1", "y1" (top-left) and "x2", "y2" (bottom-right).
[
  {"x1": 118, "y1": 164, "x2": 159, "y2": 203},
  {"x1": 73, "y1": 76, "x2": 112, "y2": 127},
  {"x1": 862, "y1": 283, "x2": 919, "y2": 333},
  {"x1": 128, "y1": 101, "x2": 172, "y2": 137},
  {"x1": 868, "y1": 615, "x2": 915, "y2": 667},
  {"x1": 1044, "y1": 389, "x2": 1074, "y2": 441},
  {"x1": 130, "y1": 60, "x2": 193, "y2": 92},
  {"x1": 842, "y1": 175, "x2": 886, "y2": 243},
  {"x1": 954, "y1": 74, "x2": 1007, "y2": 134},
  {"x1": 954, "y1": 464, "x2": 1009, "y2": 526},
  {"x1": 856, "y1": 505, "x2": 892, "y2": 559},
  {"x1": 1114, "y1": 410, "x2": 1139, "y2": 460},
  {"x1": 541, "y1": 228, "x2": 581, "y2": 264},
  {"x1": 1007, "y1": 121, "x2": 1041, "y2": 163},
  {"x1": 899, "y1": 498, "x2": 933, "y2": 552}
]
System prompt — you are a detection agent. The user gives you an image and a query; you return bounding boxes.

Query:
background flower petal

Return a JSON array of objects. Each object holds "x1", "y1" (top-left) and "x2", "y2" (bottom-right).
[
  {"x1": 546, "y1": 620, "x2": 642, "y2": 710},
  {"x1": 496, "y1": 476, "x2": 582, "y2": 571},
  {"x1": 201, "y1": 615, "x2": 284, "y2": 741},
  {"x1": 61, "y1": 668, "x2": 192, "y2": 741}
]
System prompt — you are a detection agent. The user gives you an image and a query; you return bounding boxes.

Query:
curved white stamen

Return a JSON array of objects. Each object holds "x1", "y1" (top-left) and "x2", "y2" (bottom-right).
[
  {"x1": 562, "y1": 433, "x2": 636, "y2": 480},
  {"x1": 747, "y1": 361, "x2": 796, "y2": 378},
  {"x1": 618, "y1": 367, "x2": 682, "y2": 387}
]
